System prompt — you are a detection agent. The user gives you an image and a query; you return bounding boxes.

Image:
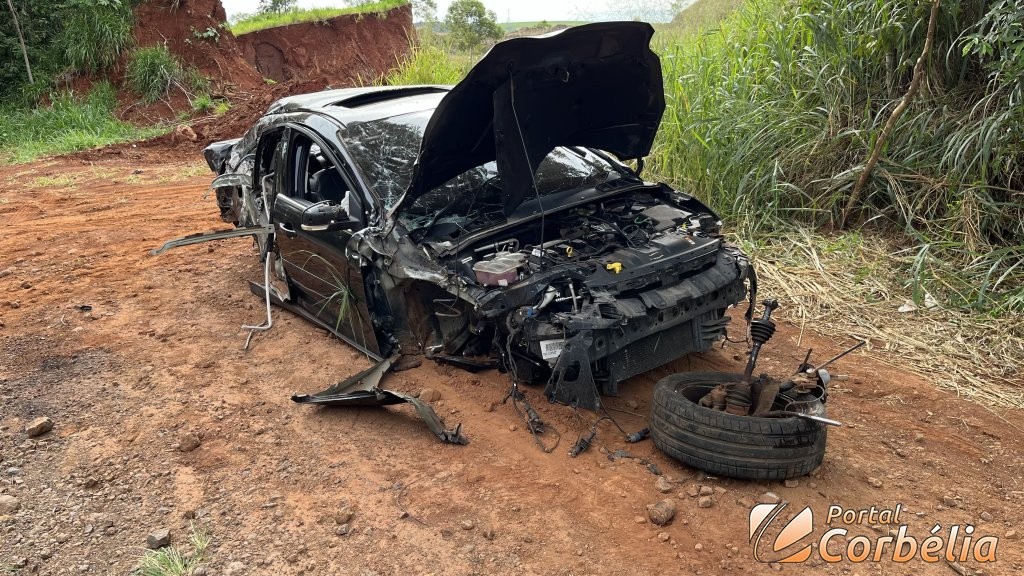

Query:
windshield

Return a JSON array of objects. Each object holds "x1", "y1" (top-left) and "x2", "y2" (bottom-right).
[{"x1": 339, "y1": 110, "x2": 621, "y2": 238}]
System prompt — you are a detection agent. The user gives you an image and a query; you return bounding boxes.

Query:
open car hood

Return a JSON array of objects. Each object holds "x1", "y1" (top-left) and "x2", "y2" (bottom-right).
[{"x1": 396, "y1": 21, "x2": 664, "y2": 217}]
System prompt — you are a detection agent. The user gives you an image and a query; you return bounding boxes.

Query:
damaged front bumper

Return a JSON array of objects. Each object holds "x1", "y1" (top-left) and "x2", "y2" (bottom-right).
[{"x1": 514, "y1": 248, "x2": 752, "y2": 409}]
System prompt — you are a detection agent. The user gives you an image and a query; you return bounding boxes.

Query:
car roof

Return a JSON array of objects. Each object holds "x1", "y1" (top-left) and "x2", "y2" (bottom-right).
[{"x1": 267, "y1": 85, "x2": 452, "y2": 126}]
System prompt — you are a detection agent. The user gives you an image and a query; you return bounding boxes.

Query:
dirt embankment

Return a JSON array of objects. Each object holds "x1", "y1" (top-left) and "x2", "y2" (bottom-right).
[
  {"x1": 234, "y1": 4, "x2": 415, "y2": 84},
  {"x1": 133, "y1": 0, "x2": 262, "y2": 92}
]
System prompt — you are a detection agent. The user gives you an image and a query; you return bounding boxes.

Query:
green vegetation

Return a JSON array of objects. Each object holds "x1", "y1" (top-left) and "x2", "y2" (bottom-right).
[
  {"x1": 499, "y1": 20, "x2": 588, "y2": 32},
  {"x1": 1, "y1": 0, "x2": 136, "y2": 104},
  {"x1": 230, "y1": 0, "x2": 409, "y2": 36},
  {"x1": 59, "y1": 0, "x2": 134, "y2": 74},
  {"x1": 136, "y1": 525, "x2": 211, "y2": 576},
  {"x1": 0, "y1": 82, "x2": 166, "y2": 164},
  {"x1": 660, "y1": 0, "x2": 743, "y2": 35},
  {"x1": 126, "y1": 45, "x2": 185, "y2": 103},
  {"x1": 444, "y1": 0, "x2": 502, "y2": 50},
  {"x1": 651, "y1": 0, "x2": 1023, "y2": 313},
  {"x1": 383, "y1": 43, "x2": 471, "y2": 85}
]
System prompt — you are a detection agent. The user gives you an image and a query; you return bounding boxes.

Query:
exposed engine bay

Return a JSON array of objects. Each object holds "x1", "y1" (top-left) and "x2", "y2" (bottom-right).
[{"x1": 417, "y1": 184, "x2": 752, "y2": 410}]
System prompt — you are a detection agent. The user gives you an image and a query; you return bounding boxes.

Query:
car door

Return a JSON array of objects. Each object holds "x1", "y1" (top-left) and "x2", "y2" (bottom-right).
[{"x1": 269, "y1": 125, "x2": 382, "y2": 358}]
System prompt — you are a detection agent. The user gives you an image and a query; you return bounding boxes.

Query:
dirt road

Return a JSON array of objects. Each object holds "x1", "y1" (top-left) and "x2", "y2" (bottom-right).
[{"x1": 1, "y1": 151, "x2": 1021, "y2": 575}]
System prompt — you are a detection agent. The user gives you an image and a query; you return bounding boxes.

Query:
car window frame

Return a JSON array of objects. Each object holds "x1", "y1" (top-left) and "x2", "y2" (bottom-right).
[{"x1": 284, "y1": 122, "x2": 368, "y2": 229}]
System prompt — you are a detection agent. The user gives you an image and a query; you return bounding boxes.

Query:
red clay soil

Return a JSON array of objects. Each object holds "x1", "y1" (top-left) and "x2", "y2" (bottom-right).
[
  {"x1": 114, "y1": 0, "x2": 263, "y2": 124},
  {"x1": 234, "y1": 4, "x2": 415, "y2": 85},
  {"x1": 107, "y1": 1, "x2": 417, "y2": 148}
]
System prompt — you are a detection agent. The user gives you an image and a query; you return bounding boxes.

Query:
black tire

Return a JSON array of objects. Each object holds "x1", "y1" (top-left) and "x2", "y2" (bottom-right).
[{"x1": 650, "y1": 372, "x2": 826, "y2": 480}]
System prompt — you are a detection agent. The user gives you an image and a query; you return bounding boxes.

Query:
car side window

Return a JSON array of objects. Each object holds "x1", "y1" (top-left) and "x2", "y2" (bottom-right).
[
  {"x1": 287, "y1": 131, "x2": 364, "y2": 224},
  {"x1": 254, "y1": 130, "x2": 285, "y2": 195}
]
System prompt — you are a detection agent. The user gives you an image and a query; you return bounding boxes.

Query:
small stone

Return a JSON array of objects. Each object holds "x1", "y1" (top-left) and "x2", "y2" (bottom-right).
[
  {"x1": 685, "y1": 485, "x2": 699, "y2": 498},
  {"x1": 736, "y1": 497, "x2": 755, "y2": 508},
  {"x1": 655, "y1": 476, "x2": 672, "y2": 493},
  {"x1": 78, "y1": 565, "x2": 90, "y2": 573},
  {"x1": 178, "y1": 432, "x2": 201, "y2": 453},
  {"x1": 694, "y1": 543, "x2": 703, "y2": 551},
  {"x1": 55, "y1": 533, "x2": 71, "y2": 544},
  {"x1": 0, "y1": 495, "x2": 21, "y2": 513},
  {"x1": 1005, "y1": 529, "x2": 1018, "y2": 540},
  {"x1": 146, "y1": 528, "x2": 170, "y2": 549},
  {"x1": 20, "y1": 281, "x2": 32, "y2": 289},
  {"x1": 979, "y1": 511, "x2": 993, "y2": 522},
  {"x1": 335, "y1": 506, "x2": 355, "y2": 525},
  {"x1": 867, "y1": 477, "x2": 883, "y2": 489},
  {"x1": 698, "y1": 485, "x2": 714, "y2": 496},
  {"x1": 460, "y1": 519, "x2": 475, "y2": 530},
  {"x1": 914, "y1": 432, "x2": 925, "y2": 443},
  {"x1": 698, "y1": 496, "x2": 714, "y2": 509},
  {"x1": 770, "y1": 562, "x2": 783, "y2": 571},
  {"x1": 758, "y1": 492, "x2": 781, "y2": 505},
  {"x1": 25, "y1": 416, "x2": 54, "y2": 437},
  {"x1": 105, "y1": 527, "x2": 116, "y2": 536},
  {"x1": 418, "y1": 388, "x2": 441, "y2": 402},
  {"x1": 225, "y1": 561, "x2": 246, "y2": 575},
  {"x1": 942, "y1": 496, "x2": 958, "y2": 508},
  {"x1": 482, "y1": 528, "x2": 495, "y2": 540},
  {"x1": 335, "y1": 524, "x2": 351, "y2": 536},
  {"x1": 658, "y1": 532, "x2": 670, "y2": 542},
  {"x1": 625, "y1": 399, "x2": 639, "y2": 410},
  {"x1": 39, "y1": 549, "x2": 53, "y2": 560},
  {"x1": 784, "y1": 479, "x2": 799, "y2": 488},
  {"x1": 440, "y1": 528, "x2": 454, "y2": 539},
  {"x1": 509, "y1": 424, "x2": 518, "y2": 432},
  {"x1": 648, "y1": 499, "x2": 677, "y2": 526},
  {"x1": 0, "y1": 268, "x2": 10, "y2": 277},
  {"x1": 7, "y1": 467, "x2": 21, "y2": 476},
  {"x1": 633, "y1": 515, "x2": 647, "y2": 524}
]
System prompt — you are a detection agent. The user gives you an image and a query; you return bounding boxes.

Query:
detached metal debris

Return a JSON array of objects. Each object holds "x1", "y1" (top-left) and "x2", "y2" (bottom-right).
[{"x1": 292, "y1": 356, "x2": 469, "y2": 445}]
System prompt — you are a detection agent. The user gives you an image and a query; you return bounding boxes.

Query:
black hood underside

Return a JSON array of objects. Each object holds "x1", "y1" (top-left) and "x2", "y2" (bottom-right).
[{"x1": 398, "y1": 21, "x2": 665, "y2": 217}]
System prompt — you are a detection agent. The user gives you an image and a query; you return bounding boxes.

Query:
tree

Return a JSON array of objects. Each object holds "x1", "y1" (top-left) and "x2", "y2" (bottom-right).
[
  {"x1": 5, "y1": 0, "x2": 33, "y2": 83},
  {"x1": 444, "y1": 0, "x2": 502, "y2": 50},
  {"x1": 257, "y1": 0, "x2": 296, "y2": 15},
  {"x1": 412, "y1": 0, "x2": 437, "y2": 25}
]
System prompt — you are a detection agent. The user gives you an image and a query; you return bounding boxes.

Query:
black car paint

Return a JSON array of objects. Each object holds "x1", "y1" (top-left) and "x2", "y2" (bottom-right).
[{"x1": 204, "y1": 23, "x2": 752, "y2": 409}]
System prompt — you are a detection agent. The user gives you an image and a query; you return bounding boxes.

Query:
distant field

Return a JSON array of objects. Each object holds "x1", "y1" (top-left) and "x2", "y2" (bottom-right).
[
  {"x1": 231, "y1": 0, "x2": 408, "y2": 36},
  {"x1": 499, "y1": 20, "x2": 588, "y2": 32}
]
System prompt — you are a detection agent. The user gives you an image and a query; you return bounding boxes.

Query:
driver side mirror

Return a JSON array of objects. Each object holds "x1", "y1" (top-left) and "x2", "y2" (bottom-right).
[{"x1": 300, "y1": 202, "x2": 360, "y2": 232}]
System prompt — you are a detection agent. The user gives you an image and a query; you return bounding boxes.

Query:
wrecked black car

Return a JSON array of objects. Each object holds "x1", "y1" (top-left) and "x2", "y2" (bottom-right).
[{"x1": 198, "y1": 22, "x2": 753, "y2": 411}]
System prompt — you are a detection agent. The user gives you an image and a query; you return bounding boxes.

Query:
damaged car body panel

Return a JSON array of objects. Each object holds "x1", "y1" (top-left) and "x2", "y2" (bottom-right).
[{"x1": 201, "y1": 21, "x2": 753, "y2": 413}]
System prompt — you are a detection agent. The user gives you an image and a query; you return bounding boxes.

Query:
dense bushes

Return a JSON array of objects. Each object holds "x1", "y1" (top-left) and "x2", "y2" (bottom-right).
[{"x1": 650, "y1": 0, "x2": 1023, "y2": 311}]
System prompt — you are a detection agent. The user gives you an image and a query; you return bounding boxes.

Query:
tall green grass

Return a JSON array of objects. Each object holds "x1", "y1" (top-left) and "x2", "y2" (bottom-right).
[
  {"x1": 0, "y1": 82, "x2": 166, "y2": 164},
  {"x1": 231, "y1": 0, "x2": 408, "y2": 36},
  {"x1": 650, "y1": 0, "x2": 1023, "y2": 312},
  {"x1": 59, "y1": 0, "x2": 135, "y2": 74}
]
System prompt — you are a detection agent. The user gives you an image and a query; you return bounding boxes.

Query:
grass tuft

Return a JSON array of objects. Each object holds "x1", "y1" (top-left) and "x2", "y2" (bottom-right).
[
  {"x1": 136, "y1": 525, "x2": 211, "y2": 576},
  {"x1": 126, "y1": 45, "x2": 187, "y2": 104},
  {"x1": 231, "y1": 0, "x2": 408, "y2": 36},
  {"x1": 59, "y1": 0, "x2": 135, "y2": 74}
]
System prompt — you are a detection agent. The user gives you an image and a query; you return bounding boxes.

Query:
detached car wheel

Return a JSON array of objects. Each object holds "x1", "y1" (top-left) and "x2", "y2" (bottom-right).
[{"x1": 650, "y1": 372, "x2": 826, "y2": 480}]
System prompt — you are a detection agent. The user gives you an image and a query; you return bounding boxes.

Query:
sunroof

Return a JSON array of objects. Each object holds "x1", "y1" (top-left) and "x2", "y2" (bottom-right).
[{"x1": 332, "y1": 86, "x2": 448, "y2": 108}]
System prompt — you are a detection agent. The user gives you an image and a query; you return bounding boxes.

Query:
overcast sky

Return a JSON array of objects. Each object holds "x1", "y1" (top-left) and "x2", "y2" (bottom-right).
[{"x1": 220, "y1": 0, "x2": 688, "y2": 23}]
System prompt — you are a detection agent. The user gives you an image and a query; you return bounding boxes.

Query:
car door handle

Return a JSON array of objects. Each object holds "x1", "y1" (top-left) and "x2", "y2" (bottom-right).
[{"x1": 278, "y1": 222, "x2": 297, "y2": 238}]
